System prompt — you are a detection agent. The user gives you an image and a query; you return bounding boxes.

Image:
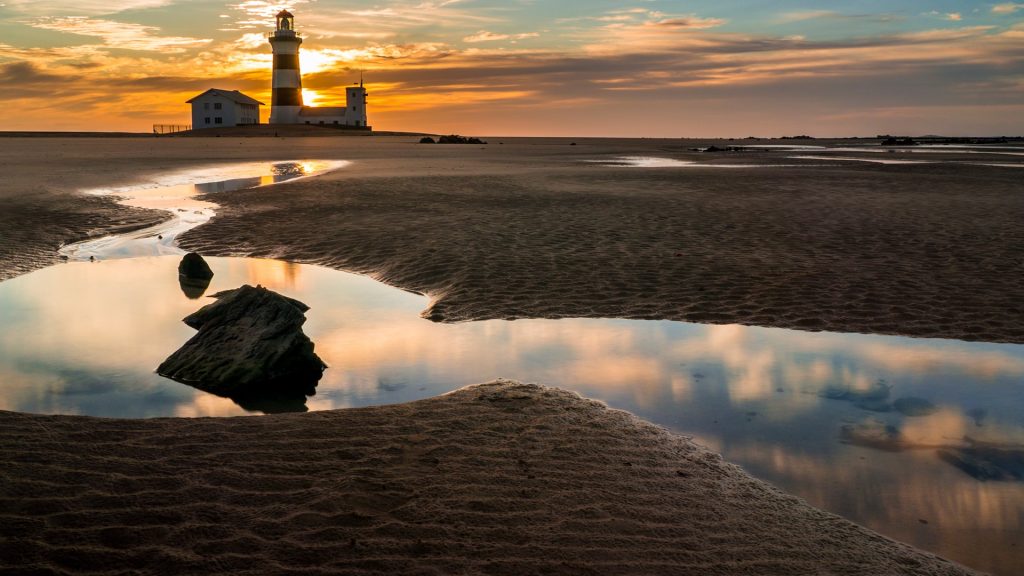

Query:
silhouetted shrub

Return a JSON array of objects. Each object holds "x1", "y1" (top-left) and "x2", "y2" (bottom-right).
[{"x1": 419, "y1": 136, "x2": 436, "y2": 144}]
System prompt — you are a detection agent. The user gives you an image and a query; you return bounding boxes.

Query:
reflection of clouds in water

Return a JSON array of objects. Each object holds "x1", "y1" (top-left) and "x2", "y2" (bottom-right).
[
  {"x1": 174, "y1": 393, "x2": 248, "y2": 418},
  {"x1": 727, "y1": 439, "x2": 1024, "y2": 533},
  {"x1": 853, "y1": 342, "x2": 1024, "y2": 379},
  {"x1": 673, "y1": 325, "x2": 777, "y2": 401}
]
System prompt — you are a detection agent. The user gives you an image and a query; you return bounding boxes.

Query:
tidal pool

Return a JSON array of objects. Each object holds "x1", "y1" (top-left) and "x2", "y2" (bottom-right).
[{"x1": 0, "y1": 255, "x2": 1022, "y2": 574}]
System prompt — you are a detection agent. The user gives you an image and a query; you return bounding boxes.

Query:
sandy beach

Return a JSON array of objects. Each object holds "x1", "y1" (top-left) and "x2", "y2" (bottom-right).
[
  {"x1": 0, "y1": 381, "x2": 980, "y2": 575},
  {"x1": 1, "y1": 134, "x2": 1021, "y2": 574}
]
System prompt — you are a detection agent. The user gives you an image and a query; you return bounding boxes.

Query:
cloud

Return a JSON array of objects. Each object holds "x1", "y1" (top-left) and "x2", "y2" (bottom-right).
[
  {"x1": 0, "y1": 0, "x2": 174, "y2": 16},
  {"x1": 463, "y1": 30, "x2": 539, "y2": 43},
  {"x1": 0, "y1": 61, "x2": 57, "y2": 81},
  {"x1": 29, "y1": 17, "x2": 211, "y2": 52},
  {"x1": 646, "y1": 16, "x2": 727, "y2": 29},
  {"x1": 778, "y1": 10, "x2": 903, "y2": 24},
  {"x1": 992, "y1": 3, "x2": 1024, "y2": 14}
]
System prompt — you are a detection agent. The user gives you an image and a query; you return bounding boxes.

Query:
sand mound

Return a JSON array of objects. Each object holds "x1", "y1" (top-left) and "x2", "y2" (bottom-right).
[{"x1": 0, "y1": 381, "x2": 977, "y2": 575}]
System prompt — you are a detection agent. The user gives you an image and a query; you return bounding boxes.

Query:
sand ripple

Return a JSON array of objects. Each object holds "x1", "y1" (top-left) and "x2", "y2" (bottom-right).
[
  {"x1": 179, "y1": 164, "x2": 1024, "y2": 343},
  {"x1": 0, "y1": 381, "x2": 978, "y2": 575}
]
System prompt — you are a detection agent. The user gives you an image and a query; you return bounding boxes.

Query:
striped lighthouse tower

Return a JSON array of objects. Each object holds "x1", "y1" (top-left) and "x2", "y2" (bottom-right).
[{"x1": 268, "y1": 10, "x2": 303, "y2": 124}]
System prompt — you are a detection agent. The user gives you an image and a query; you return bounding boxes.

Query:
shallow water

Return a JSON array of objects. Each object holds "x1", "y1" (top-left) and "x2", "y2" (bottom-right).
[
  {"x1": 591, "y1": 156, "x2": 823, "y2": 168},
  {"x1": 59, "y1": 160, "x2": 347, "y2": 261},
  {"x1": 0, "y1": 255, "x2": 1022, "y2": 574}
]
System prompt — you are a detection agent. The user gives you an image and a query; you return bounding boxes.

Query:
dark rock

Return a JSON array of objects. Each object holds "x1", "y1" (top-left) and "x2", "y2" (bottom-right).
[
  {"x1": 179, "y1": 252, "x2": 213, "y2": 281},
  {"x1": 178, "y1": 252, "x2": 214, "y2": 300},
  {"x1": 419, "y1": 136, "x2": 436, "y2": 144},
  {"x1": 893, "y1": 397, "x2": 938, "y2": 417},
  {"x1": 438, "y1": 134, "x2": 487, "y2": 145},
  {"x1": 157, "y1": 284, "x2": 326, "y2": 412}
]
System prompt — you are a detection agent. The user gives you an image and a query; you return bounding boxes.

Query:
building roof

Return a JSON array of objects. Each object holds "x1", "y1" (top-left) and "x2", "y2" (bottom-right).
[
  {"x1": 277, "y1": 10, "x2": 293, "y2": 18},
  {"x1": 298, "y1": 106, "x2": 348, "y2": 117},
  {"x1": 186, "y1": 89, "x2": 265, "y2": 106}
]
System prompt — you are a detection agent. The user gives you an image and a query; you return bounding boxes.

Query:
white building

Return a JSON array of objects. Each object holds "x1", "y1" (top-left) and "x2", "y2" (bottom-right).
[
  {"x1": 268, "y1": 10, "x2": 369, "y2": 129},
  {"x1": 187, "y1": 89, "x2": 264, "y2": 129}
]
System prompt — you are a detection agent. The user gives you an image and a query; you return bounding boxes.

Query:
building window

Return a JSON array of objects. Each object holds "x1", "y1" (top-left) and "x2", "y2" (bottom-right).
[
  {"x1": 352, "y1": 106, "x2": 356, "y2": 111},
  {"x1": 204, "y1": 103, "x2": 209, "y2": 110},
  {"x1": 333, "y1": 121, "x2": 339, "y2": 125},
  {"x1": 214, "y1": 102, "x2": 222, "y2": 110},
  {"x1": 215, "y1": 117, "x2": 223, "y2": 124},
  {"x1": 204, "y1": 117, "x2": 211, "y2": 124}
]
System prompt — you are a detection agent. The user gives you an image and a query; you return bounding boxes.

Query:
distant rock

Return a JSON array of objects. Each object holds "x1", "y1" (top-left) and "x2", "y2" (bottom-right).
[
  {"x1": 178, "y1": 252, "x2": 214, "y2": 299},
  {"x1": 157, "y1": 284, "x2": 326, "y2": 412},
  {"x1": 438, "y1": 134, "x2": 487, "y2": 145}
]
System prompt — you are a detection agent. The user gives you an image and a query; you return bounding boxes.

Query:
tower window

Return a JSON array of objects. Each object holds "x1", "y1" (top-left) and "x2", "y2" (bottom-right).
[
  {"x1": 215, "y1": 117, "x2": 223, "y2": 124},
  {"x1": 214, "y1": 103, "x2": 222, "y2": 110}
]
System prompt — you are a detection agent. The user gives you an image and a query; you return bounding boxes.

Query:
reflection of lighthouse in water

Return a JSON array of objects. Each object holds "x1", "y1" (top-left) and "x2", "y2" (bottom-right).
[
  {"x1": 267, "y1": 10, "x2": 370, "y2": 128},
  {"x1": 268, "y1": 10, "x2": 303, "y2": 124}
]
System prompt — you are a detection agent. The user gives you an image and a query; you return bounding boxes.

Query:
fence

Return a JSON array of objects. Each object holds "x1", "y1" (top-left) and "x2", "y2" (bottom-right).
[{"x1": 152, "y1": 124, "x2": 191, "y2": 135}]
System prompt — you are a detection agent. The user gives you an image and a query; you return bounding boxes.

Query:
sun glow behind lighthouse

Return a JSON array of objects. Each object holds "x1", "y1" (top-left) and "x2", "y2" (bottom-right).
[{"x1": 0, "y1": 1, "x2": 1022, "y2": 135}]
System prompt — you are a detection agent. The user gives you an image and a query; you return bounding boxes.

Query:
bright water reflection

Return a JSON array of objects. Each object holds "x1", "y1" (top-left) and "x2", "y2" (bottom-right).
[
  {"x1": 59, "y1": 160, "x2": 347, "y2": 261},
  {"x1": 0, "y1": 257, "x2": 1023, "y2": 574}
]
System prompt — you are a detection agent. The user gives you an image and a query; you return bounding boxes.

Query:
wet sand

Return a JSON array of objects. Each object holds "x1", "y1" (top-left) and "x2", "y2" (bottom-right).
[
  {"x1": 3, "y1": 136, "x2": 1021, "y2": 343},
  {"x1": 0, "y1": 381, "x2": 979, "y2": 575},
  {"x1": 0, "y1": 135, "x2": 1020, "y2": 573}
]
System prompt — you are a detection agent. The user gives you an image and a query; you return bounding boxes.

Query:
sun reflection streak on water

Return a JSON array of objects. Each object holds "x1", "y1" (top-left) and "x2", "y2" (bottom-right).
[{"x1": 59, "y1": 160, "x2": 348, "y2": 262}]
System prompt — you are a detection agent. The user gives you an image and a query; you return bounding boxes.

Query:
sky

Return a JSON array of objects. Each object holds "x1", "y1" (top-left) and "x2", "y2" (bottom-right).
[{"x1": 0, "y1": 1, "x2": 1022, "y2": 136}]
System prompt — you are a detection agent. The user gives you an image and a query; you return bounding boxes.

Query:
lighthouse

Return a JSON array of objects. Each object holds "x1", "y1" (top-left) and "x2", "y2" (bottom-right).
[
  {"x1": 266, "y1": 10, "x2": 371, "y2": 129},
  {"x1": 268, "y1": 10, "x2": 303, "y2": 124}
]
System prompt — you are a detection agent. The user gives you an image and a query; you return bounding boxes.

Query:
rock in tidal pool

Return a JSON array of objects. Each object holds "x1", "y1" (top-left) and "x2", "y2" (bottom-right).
[
  {"x1": 157, "y1": 284, "x2": 326, "y2": 412},
  {"x1": 178, "y1": 252, "x2": 214, "y2": 299}
]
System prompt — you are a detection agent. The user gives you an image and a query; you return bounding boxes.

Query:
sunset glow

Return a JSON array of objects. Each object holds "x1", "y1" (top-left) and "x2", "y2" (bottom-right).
[{"x1": 0, "y1": 1, "x2": 1022, "y2": 135}]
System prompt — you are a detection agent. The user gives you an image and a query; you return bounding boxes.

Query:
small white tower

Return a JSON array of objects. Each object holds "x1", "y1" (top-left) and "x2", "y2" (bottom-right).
[
  {"x1": 268, "y1": 10, "x2": 303, "y2": 124},
  {"x1": 345, "y1": 76, "x2": 368, "y2": 127}
]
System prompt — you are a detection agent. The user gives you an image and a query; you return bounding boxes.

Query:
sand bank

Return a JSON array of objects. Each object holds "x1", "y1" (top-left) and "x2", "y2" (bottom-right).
[{"x1": 0, "y1": 381, "x2": 979, "y2": 575}]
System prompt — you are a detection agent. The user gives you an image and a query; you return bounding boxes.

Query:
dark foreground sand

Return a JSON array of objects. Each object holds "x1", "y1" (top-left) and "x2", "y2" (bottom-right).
[{"x1": 0, "y1": 381, "x2": 979, "y2": 575}]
